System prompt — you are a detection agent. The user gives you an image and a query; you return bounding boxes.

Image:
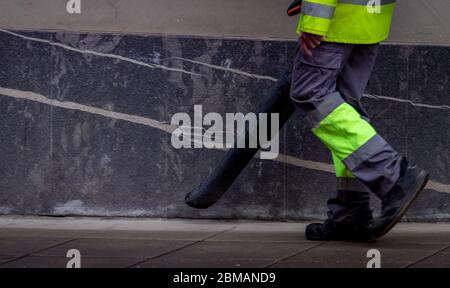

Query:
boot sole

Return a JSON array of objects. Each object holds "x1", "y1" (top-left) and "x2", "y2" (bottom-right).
[{"x1": 373, "y1": 171, "x2": 429, "y2": 240}]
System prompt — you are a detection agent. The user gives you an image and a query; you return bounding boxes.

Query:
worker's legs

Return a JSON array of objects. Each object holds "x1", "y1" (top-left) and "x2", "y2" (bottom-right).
[
  {"x1": 291, "y1": 41, "x2": 402, "y2": 201},
  {"x1": 292, "y1": 41, "x2": 429, "y2": 241},
  {"x1": 328, "y1": 153, "x2": 372, "y2": 223},
  {"x1": 327, "y1": 44, "x2": 379, "y2": 223}
]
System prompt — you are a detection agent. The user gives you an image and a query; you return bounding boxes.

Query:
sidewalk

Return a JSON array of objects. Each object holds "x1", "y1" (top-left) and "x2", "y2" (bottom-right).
[{"x1": 0, "y1": 216, "x2": 449, "y2": 268}]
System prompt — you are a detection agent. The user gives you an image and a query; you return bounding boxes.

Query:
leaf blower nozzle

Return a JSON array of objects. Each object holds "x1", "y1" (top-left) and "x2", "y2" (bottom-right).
[{"x1": 287, "y1": 0, "x2": 303, "y2": 16}]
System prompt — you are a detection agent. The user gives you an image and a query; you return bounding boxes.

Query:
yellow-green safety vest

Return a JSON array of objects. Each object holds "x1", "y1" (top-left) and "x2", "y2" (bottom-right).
[{"x1": 297, "y1": 0, "x2": 396, "y2": 44}]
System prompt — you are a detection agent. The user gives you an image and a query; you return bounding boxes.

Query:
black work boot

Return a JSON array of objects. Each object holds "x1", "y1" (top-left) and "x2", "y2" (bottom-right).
[
  {"x1": 371, "y1": 158, "x2": 429, "y2": 240},
  {"x1": 306, "y1": 209, "x2": 374, "y2": 242}
]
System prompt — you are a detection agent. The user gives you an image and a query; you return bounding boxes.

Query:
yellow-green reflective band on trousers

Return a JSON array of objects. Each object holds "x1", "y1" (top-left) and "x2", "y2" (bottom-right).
[
  {"x1": 302, "y1": 1, "x2": 336, "y2": 20},
  {"x1": 312, "y1": 100, "x2": 377, "y2": 162},
  {"x1": 339, "y1": 0, "x2": 396, "y2": 5},
  {"x1": 332, "y1": 153, "x2": 355, "y2": 178}
]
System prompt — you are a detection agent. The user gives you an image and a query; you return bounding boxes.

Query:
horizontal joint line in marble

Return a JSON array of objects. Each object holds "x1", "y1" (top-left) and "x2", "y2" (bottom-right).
[
  {"x1": 1, "y1": 29, "x2": 448, "y2": 112},
  {"x1": 161, "y1": 57, "x2": 279, "y2": 82},
  {"x1": 363, "y1": 93, "x2": 450, "y2": 111},
  {"x1": 160, "y1": 57, "x2": 450, "y2": 112},
  {"x1": 0, "y1": 86, "x2": 448, "y2": 195},
  {"x1": 0, "y1": 86, "x2": 176, "y2": 134},
  {"x1": 0, "y1": 29, "x2": 202, "y2": 77}
]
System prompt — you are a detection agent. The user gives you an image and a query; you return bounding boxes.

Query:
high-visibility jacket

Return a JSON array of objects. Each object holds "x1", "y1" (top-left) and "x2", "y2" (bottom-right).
[{"x1": 297, "y1": 0, "x2": 396, "y2": 44}]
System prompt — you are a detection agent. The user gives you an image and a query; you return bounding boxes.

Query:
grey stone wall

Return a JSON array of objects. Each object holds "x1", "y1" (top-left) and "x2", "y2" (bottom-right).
[{"x1": 0, "y1": 30, "x2": 449, "y2": 221}]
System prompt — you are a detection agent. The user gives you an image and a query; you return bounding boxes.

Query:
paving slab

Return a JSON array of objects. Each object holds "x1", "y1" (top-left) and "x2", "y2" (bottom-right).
[
  {"x1": 33, "y1": 238, "x2": 192, "y2": 258},
  {"x1": 138, "y1": 258, "x2": 275, "y2": 268},
  {"x1": 0, "y1": 217, "x2": 236, "y2": 241},
  {"x1": 410, "y1": 247, "x2": 450, "y2": 268},
  {"x1": 208, "y1": 231, "x2": 306, "y2": 243},
  {"x1": 0, "y1": 217, "x2": 116, "y2": 230},
  {"x1": 208, "y1": 222, "x2": 308, "y2": 242},
  {"x1": 1, "y1": 256, "x2": 141, "y2": 268},
  {"x1": 0, "y1": 228, "x2": 220, "y2": 241},
  {"x1": 0, "y1": 218, "x2": 450, "y2": 268},
  {"x1": 386, "y1": 223, "x2": 450, "y2": 236},
  {"x1": 138, "y1": 241, "x2": 318, "y2": 268},
  {"x1": 0, "y1": 237, "x2": 73, "y2": 258},
  {"x1": 0, "y1": 256, "x2": 15, "y2": 264},
  {"x1": 0, "y1": 217, "x2": 234, "y2": 232},
  {"x1": 108, "y1": 219, "x2": 235, "y2": 232},
  {"x1": 272, "y1": 241, "x2": 447, "y2": 268}
]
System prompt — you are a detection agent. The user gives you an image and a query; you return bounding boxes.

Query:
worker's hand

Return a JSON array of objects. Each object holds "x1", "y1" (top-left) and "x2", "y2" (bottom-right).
[{"x1": 300, "y1": 32, "x2": 324, "y2": 57}]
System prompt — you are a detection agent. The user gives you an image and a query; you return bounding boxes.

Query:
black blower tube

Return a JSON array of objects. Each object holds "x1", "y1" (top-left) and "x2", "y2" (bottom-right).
[
  {"x1": 185, "y1": 70, "x2": 296, "y2": 209},
  {"x1": 287, "y1": 0, "x2": 303, "y2": 16}
]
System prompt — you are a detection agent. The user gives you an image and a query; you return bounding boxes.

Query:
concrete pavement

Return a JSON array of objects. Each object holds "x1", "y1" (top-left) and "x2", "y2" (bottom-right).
[{"x1": 0, "y1": 216, "x2": 449, "y2": 268}]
